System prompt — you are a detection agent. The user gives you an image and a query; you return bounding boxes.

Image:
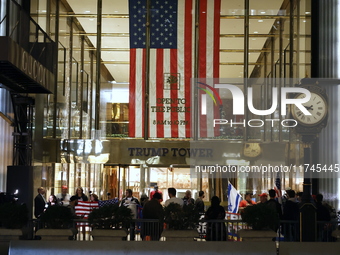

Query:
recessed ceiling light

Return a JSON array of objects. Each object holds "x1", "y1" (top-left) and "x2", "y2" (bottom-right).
[
  {"x1": 89, "y1": 19, "x2": 94, "y2": 21},
  {"x1": 85, "y1": 10, "x2": 91, "y2": 13},
  {"x1": 258, "y1": 20, "x2": 263, "y2": 23},
  {"x1": 305, "y1": 11, "x2": 310, "y2": 14},
  {"x1": 260, "y1": 11, "x2": 266, "y2": 14},
  {"x1": 303, "y1": 20, "x2": 306, "y2": 23},
  {"x1": 253, "y1": 31, "x2": 258, "y2": 34}
]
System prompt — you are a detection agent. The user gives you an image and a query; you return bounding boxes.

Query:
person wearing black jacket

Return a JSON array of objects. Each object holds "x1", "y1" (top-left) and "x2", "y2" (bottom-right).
[
  {"x1": 282, "y1": 190, "x2": 299, "y2": 241},
  {"x1": 315, "y1": 194, "x2": 331, "y2": 241},
  {"x1": 141, "y1": 192, "x2": 163, "y2": 240},
  {"x1": 205, "y1": 196, "x2": 226, "y2": 241},
  {"x1": 70, "y1": 187, "x2": 88, "y2": 202},
  {"x1": 34, "y1": 187, "x2": 47, "y2": 218},
  {"x1": 266, "y1": 189, "x2": 282, "y2": 220}
]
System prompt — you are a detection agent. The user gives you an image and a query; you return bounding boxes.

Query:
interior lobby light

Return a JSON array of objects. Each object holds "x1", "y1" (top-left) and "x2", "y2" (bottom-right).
[
  {"x1": 226, "y1": 159, "x2": 249, "y2": 166},
  {"x1": 88, "y1": 153, "x2": 109, "y2": 164}
]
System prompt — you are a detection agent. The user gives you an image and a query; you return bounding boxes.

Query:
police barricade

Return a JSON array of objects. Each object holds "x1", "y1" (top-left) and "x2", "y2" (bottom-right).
[{"x1": 196, "y1": 212, "x2": 247, "y2": 241}]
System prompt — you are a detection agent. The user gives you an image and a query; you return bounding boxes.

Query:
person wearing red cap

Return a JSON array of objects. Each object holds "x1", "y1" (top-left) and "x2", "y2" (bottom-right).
[
  {"x1": 258, "y1": 193, "x2": 268, "y2": 203},
  {"x1": 56, "y1": 185, "x2": 71, "y2": 206}
]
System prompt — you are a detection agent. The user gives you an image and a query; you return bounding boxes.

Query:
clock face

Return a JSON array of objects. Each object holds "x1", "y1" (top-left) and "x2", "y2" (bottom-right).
[
  {"x1": 291, "y1": 92, "x2": 327, "y2": 126},
  {"x1": 243, "y1": 143, "x2": 261, "y2": 158}
]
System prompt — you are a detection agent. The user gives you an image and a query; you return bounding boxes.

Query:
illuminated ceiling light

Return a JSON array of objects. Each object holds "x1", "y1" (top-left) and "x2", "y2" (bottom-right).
[
  {"x1": 305, "y1": 11, "x2": 311, "y2": 14},
  {"x1": 253, "y1": 31, "x2": 258, "y2": 34},
  {"x1": 85, "y1": 10, "x2": 91, "y2": 13},
  {"x1": 260, "y1": 11, "x2": 266, "y2": 14},
  {"x1": 258, "y1": 20, "x2": 264, "y2": 23}
]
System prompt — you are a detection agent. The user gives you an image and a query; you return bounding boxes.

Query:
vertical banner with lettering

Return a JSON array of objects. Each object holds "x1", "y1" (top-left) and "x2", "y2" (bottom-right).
[{"x1": 129, "y1": 0, "x2": 221, "y2": 138}]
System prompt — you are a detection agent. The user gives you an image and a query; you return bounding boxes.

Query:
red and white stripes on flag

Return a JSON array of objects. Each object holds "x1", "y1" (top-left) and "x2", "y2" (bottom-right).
[
  {"x1": 75, "y1": 201, "x2": 98, "y2": 226},
  {"x1": 198, "y1": 0, "x2": 221, "y2": 138},
  {"x1": 129, "y1": 0, "x2": 221, "y2": 138},
  {"x1": 75, "y1": 201, "x2": 99, "y2": 218}
]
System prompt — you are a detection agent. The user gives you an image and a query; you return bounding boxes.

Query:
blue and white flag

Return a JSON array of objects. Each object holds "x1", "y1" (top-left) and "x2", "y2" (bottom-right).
[{"x1": 227, "y1": 182, "x2": 242, "y2": 213}]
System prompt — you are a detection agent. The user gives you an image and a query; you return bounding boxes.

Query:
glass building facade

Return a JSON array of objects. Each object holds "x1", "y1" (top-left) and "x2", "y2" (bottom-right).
[{"x1": 0, "y1": 0, "x2": 339, "y2": 213}]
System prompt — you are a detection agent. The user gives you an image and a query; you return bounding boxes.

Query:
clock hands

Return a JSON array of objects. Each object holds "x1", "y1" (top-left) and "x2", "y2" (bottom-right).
[{"x1": 305, "y1": 105, "x2": 313, "y2": 111}]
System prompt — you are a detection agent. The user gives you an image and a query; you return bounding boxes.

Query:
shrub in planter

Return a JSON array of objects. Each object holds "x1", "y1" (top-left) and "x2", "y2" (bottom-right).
[
  {"x1": 164, "y1": 203, "x2": 200, "y2": 230},
  {"x1": 0, "y1": 202, "x2": 28, "y2": 229},
  {"x1": 88, "y1": 203, "x2": 132, "y2": 229},
  {"x1": 241, "y1": 203, "x2": 279, "y2": 231},
  {"x1": 40, "y1": 206, "x2": 74, "y2": 229}
]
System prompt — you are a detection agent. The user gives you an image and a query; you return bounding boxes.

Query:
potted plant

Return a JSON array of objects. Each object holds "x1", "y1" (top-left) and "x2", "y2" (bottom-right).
[
  {"x1": 0, "y1": 202, "x2": 28, "y2": 240},
  {"x1": 239, "y1": 203, "x2": 279, "y2": 241},
  {"x1": 162, "y1": 203, "x2": 200, "y2": 241},
  {"x1": 36, "y1": 206, "x2": 77, "y2": 240},
  {"x1": 88, "y1": 203, "x2": 133, "y2": 241}
]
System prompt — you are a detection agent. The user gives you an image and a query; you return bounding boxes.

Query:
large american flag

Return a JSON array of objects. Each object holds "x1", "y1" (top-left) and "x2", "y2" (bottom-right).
[
  {"x1": 129, "y1": 0, "x2": 221, "y2": 138},
  {"x1": 75, "y1": 200, "x2": 119, "y2": 226},
  {"x1": 75, "y1": 200, "x2": 119, "y2": 218}
]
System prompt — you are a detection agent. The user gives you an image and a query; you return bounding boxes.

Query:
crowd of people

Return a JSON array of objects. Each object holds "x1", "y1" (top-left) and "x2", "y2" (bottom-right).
[
  {"x1": 34, "y1": 186, "x2": 100, "y2": 219},
  {"x1": 238, "y1": 189, "x2": 333, "y2": 222},
  {"x1": 33, "y1": 185, "x2": 337, "y2": 241}
]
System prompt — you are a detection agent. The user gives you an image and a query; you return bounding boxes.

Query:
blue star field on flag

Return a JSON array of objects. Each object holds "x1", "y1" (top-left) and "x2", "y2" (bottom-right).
[
  {"x1": 129, "y1": 0, "x2": 178, "y2": 49},
  {"x1": 98, "y1": 198, "x2": 119, "y2": 207}
]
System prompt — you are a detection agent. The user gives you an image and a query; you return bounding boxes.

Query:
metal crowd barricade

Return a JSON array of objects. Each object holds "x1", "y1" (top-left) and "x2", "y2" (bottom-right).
[
  {"x1": 316, "y1": 220, "x2": 339, "y2": 242},
  {"x1": 279, "y1": 220, "x2": 300, "y2": 242},
  {"x1": 200, "y1": 219, "x2": 249, "y2": 242},
  {"x1": 23, "y1": 218, "x2": 340, "y2": 242},
  {"x1": 133, "y1": 219, "x2": 164, "y2": 241}
]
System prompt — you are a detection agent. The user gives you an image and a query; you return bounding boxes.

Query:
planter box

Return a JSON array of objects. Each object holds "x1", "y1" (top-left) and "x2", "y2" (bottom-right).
[
  {"x1": 238, "y1": 229, "x2": 276, "y2": 242},
  {"x1": 36, "y1": 228, "x2": 78, "y2": 240},
  {"x1": 0, "y1": 228, "x2": 23, "y2": 241},
  {"x1": 161, "y1": 229, "x2": 198, "y2": 241},
  {"x1": 91, "y1": 229, "x2": 129, "y2": 241},
  {"x1": 332, "y1": 230, "x2": 340, "y2": 242}
]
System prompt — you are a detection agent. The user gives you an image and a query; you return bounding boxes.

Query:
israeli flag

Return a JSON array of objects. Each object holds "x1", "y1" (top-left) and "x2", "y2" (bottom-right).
[{"x1": 227, "y1": 182, "x2": 242, "y2": 213}]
